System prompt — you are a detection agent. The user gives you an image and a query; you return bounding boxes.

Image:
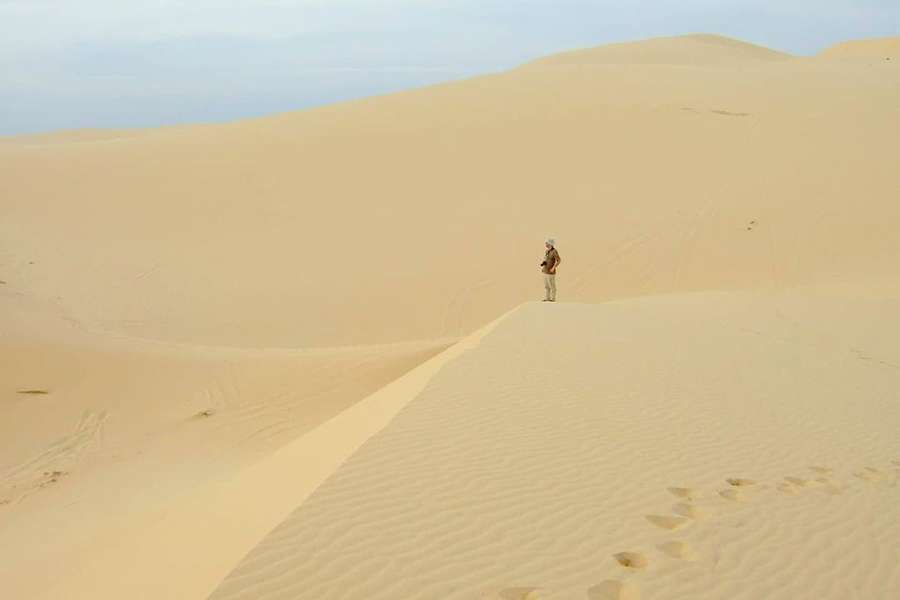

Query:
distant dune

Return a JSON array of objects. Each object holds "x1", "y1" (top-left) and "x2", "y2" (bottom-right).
[
  {"x1": 2, "y1": 35, "x2": 898, "y2": 349},
  {"x1": 817, "y1": 36, "x2": 900, "y2": 59},
  {"x1": 1, "y1": 34, "x2": 899, "y2": 600},
  {"x1": 523, "y1": 33, "x2": 793, "y2": 67},
  {"x1": 0, "y1": 128, "x2": 156, "y2": 146}
]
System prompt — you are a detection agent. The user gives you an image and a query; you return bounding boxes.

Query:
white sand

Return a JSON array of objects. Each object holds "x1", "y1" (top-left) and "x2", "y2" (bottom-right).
[{"x1": 1, "y1": 33, "x2": 899, "y2": 599}]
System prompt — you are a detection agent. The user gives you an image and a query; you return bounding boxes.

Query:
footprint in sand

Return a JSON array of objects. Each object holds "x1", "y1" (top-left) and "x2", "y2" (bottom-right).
[
  {"x1": 809, "y1": 476, "x2": 843, "y2": 492},
  {"x1": 779, "y1": 476, "x2": 843, "y2": 495},
  {"x1": 36, "y1": 470, "x2": 68, "y2": 488},
  {"x1": 719, "y1": 478, "x2": 756, "y2": 500},
  {"x1": 854, "y1": 467, "x2": 885, "y2": 482},
  {"x1": 809, "y1": 465, "x2": 834, "y2": 481},
  {"x1": 672, "y1": 502, "x2": 706, "y2": 519},
  {"x1": 711, "y1": 109, "x2": 751, "y2": 117},
  {"x1": 588, "y1": 580, "x2": 641, "y2": 600},
  {"x1": 776, "y1": 481, "x2": 800, "y2": 495},
  {"x1": 492, "y1": 587, "x2": 542, "y2": 600},
  {"x1": 645, "y1": 514, "x2": 691, "y2": 530},
  {"x1": 667, "y1": 487, "x2": 696, "y2": 500},
  {"x1": 819, "y1": 481, "x2": 846, "y2": 495},
  {"x1": 657, "y1": 540, "x2": 698, "y2": 562},
  {"x1": 613, "y1": 552, "x2": 648, "y2": 570},
  {"x1": 726, "y1": 478, "x2": 756, "y2": 487},
  {"x1": 784, "y1": 476, "x2": 813, "y2": 488}
]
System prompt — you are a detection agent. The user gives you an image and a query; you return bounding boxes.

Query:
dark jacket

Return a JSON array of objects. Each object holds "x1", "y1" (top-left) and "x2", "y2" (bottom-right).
[{"x1": 542, "y1": 247, "x2": 561, "y2": 274}]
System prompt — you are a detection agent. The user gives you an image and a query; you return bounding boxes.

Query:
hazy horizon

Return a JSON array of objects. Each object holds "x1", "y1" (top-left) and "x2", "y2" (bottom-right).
[{"x1": 2, "y1": 0, "x2": 898, "y2": 135}]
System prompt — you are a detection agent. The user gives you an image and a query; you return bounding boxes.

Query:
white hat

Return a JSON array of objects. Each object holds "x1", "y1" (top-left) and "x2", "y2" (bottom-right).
[{"x1": 546, "y1": 238, "x2": 555, "y2": 246}]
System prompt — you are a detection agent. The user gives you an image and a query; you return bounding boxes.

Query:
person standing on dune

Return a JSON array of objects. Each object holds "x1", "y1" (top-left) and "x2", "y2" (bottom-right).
[{"x1": 541, "y1": 239, "x2": 561, "y2": 302}]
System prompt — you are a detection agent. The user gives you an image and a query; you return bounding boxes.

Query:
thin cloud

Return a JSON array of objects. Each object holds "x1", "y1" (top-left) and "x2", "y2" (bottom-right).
[{"x1": 1, "y1": 0, "x2": 898, "y2": 134}]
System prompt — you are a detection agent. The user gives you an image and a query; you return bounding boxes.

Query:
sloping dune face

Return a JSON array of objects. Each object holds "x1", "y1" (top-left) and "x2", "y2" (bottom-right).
[
  {"x1": 210, "y1": 296, "x2": 900, "y2": 600},
  {"x1": 2, "y1": 35, "x2": 898, "y2": 348},
  {"x1": 817, "y1": 36, "x2": 900, "y2": 60},
  {"x1": 0, "y1": 295, "x2": 451, "y2": 600}
]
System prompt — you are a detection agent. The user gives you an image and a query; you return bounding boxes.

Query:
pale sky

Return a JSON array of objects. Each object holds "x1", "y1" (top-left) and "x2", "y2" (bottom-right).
[{"x1": 1, "y1": 0, "x2": 897, "y2": 134}]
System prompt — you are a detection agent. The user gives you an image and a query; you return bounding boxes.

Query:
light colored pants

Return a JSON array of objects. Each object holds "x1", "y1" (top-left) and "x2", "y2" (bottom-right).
[{"x1": 544, "y1": 274, "x2": 557, "y2": 301}]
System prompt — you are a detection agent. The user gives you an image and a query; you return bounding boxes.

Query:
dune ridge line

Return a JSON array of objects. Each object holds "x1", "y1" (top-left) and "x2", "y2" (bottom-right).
[{"x1": 32, "y1": 305, "x2": 519, "y2": 600}]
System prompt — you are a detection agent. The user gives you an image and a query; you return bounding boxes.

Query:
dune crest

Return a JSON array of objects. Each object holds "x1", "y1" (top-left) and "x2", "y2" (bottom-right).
[
  {"x1": 522, "y1": 33, "x2": 793, "y2": 67},
  {"x1": 817, "y1": 36, "x2": 900, "y2": 60},
  {"x1": 1, "y1": 34, "x2": 897, "y2": 348},
  {"x1": 209, "y1": 294, "x2": 900, "y2": 600}
]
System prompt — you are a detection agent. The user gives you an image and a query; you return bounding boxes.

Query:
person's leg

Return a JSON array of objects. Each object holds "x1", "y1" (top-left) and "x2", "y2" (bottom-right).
[
  {"x1": 544, "y1": 274, "x2": 552, "y2": 301},
  {"x1": 549, "y1": 274, "x2": 557, "y2": 301}
]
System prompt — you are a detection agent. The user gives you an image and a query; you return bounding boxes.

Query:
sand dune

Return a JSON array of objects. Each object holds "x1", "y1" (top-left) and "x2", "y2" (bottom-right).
[
  {"x1": 524, "y1": 33, "x2": 792, "y2": 67},
  {"x1": 2, "y1": 33, "x2": 899, "y2": 600},
  {"x1": 0, "y1": 128, "x2": 157, "y2": 147},
  {"x1": 2, "y1": 35, "x2": 898, "y2": 348},
  {"x1": 210, "y1": 292, "x2": 900, "y2": 600},
  {"x1": 817, "y1": 36, "x2": 900, "y2": 60},
  {"x1": 0, "y1": 296, "x2": 449, "y2": 599}
]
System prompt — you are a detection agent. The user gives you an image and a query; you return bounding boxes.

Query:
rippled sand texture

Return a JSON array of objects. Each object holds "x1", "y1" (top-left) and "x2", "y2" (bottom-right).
[{"x1": 211, "y1": 294, "x2": 900, "y2": 600}]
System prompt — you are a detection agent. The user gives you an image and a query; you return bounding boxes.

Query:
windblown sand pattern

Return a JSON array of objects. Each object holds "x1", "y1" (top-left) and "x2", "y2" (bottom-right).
[
  {"x1": 1, "y1": 33, "x2": 898, "y2": 600},
  {"x1": 210, "y1": 297, "x2": 900, "y2": 600}
]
